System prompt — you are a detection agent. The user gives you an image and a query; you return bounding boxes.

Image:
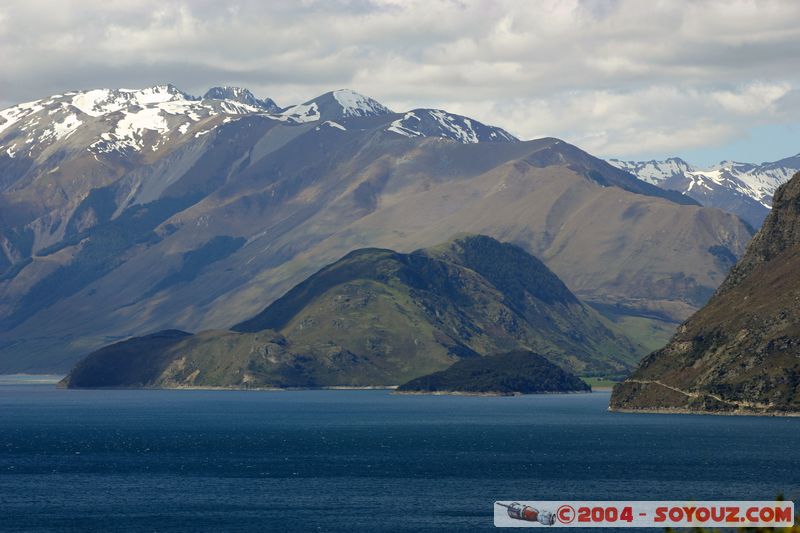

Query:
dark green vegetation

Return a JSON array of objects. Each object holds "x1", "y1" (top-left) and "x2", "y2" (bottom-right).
[
  {"x1": 611, "y1": 172, "x2": 800, "y2": 415},
  {"x1": 395, "y1": 350, "x2": 591, "y2": 395},
  {"x1": 580, "y1": 376, "x2": 620, "y2": 389},
  {"x1": 61, "y1": 235, "x2": 643, "y2": 389},
  {"x1": 60, "y1": 330, "x2": 191, "y2": 388}
]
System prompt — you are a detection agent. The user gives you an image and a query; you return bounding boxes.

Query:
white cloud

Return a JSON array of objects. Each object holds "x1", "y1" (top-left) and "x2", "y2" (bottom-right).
[
  {"x1": 0, "y1": 0, "x2": 799, "y2": 159},
  {"x1": 712, "y1": 83, "x2": 791, "y2": 115}
]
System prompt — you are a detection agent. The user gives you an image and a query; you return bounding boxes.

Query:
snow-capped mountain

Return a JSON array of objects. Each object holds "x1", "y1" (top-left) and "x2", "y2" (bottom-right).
[
  {"x1": 0, "y1": 85, "x2": 517, "y2": 169},
  {"x1": 0, "y1": 84, "x2": 274, "y2": 163},
  {"x1": 609, "y1": 155, "x2": 800, "y2": 227},
  {"x1": 0, "y1": 83, "x2": 521, "y2": 261}
]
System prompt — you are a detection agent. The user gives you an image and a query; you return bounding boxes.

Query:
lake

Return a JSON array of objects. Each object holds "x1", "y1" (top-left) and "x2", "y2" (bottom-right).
[{"x1": 1, "y1": 384, "x2": 798, "y2": 532}]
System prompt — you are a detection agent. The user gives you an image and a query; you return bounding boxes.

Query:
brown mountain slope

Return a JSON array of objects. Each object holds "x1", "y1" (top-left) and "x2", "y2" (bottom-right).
[
  {"x1": 610, "y1": 173, "x2": 800, "y2": 415},
  {"x1": 199, "y1": 141, "x2": 748, "y2": 331}
]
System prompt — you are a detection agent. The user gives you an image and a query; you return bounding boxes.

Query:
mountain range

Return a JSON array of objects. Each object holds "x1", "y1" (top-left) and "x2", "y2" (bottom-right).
[
  {"x1": 0, "y1": 85, "x2": 752, "y2": 373},
  {"x1": 611, "y1": 172, "x2": 800, "y2": 415},
  {"x1": 61, "y1": 236, "x2": 641, "y2": 389},
  {"x1": 609, "y1": 156, "x2": 800, "y2": 228}
]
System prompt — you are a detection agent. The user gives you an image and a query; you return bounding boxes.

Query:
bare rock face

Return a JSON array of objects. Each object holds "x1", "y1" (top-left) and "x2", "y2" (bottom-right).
[{"x1": 611, "y1": 172, "x2": 800, "y2": 415}]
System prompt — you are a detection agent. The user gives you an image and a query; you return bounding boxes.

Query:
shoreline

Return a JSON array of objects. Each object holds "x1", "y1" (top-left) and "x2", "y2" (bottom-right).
[
  {"x1": 609, "y1": 406, "x2": 800, "y2": 418},
  {"x1": 393, "y1": 389, "x2": 594, "y2": 397},
  {"x1": 0, "y1": 374, "x2": 65, "y2": 384},
  {"x1": 58, "y1": 384, "x2": 401, "y2": 392},
  {"x1": 53, "y1": 383, "x2": 605, "y2": 396}
]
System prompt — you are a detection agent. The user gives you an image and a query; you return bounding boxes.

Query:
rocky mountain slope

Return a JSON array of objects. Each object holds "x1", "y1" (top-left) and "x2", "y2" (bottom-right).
[
  {"x1": 609, "y1": 155, "x2": 800, "y2": 227},
  {"x1": 61, "y1": 236, "x2": 641, "y2": 389},
  {"x1": 0, "y1": 85, "x2": 753, "y2": 372},
  {"x1": 610, "y1": 172, "x2": 800, "y2": 415},
  {"x1": 395, "y1": 350, "x2": 591, "y2": 395}
]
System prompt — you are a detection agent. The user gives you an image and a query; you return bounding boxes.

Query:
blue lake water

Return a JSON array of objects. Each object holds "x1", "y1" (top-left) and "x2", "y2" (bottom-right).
[{"x1": 1, "y1": 385, "x2": 798, "y2": 532}]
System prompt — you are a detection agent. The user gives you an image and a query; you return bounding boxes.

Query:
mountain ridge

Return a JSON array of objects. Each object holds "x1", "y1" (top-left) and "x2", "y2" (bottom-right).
[{"x1": 609, "y1": 155, "x2": 800, "y2": 227}]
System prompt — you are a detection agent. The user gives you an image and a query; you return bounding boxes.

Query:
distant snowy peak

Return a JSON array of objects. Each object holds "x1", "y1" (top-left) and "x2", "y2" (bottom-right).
[
  {"x1": 387, "y1": 109, "x2": 518, "y2": 144},
  {"x1": 608, "y1": 157, "x2": 695, "y2": 185},
  {"x1": 203, "y1": 86, "x2": 280, "y2": 113},
  {"x1": 274, "y1": 92, "x2": 517, "y2": 145},
  {"x1": 0, "y1": 85, "x2": 285, "y2": 160},
  {"x1": 609, "y1": 155, "x2": 800, "y2": 227},
  {"x1": 70, "y1": 85, "x2": 194, "y2": 117},
  {"x1": 609, "y1": 157, "x2": 799, "y2": 206}
]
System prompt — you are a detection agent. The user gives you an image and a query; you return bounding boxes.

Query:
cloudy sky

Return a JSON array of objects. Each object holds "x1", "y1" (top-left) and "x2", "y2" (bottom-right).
[{"x1": 1, "y1": 0, "x2": 799, "y2": 165}]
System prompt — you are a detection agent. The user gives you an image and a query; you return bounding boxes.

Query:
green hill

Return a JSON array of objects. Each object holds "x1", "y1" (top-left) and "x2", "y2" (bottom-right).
[{"x1": 62, "y1": 235, "x2": 644, "y2": 389}]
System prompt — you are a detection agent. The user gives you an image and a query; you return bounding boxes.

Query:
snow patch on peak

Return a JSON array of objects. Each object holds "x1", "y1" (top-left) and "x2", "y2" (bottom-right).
[
  {"x1": 609, "y1": 158, "x2": 696, "y2": 184},
  {"x1": 70, "y1": 89, "x2": 116, "y2": 117},
  {"x1": 116, "y1": 107, "x2": 169, "y2": 134},
  {"x1": 0, "y1": 99, "x2": 46, "y2": 135},
  {"x1": 429, "y1": 110, "x2": 479, "y2": 143},
  {"x1": 69, "y1": 86, "x2": 194, "y2": 117},
  {"x1": 688, "y1": 168, "x2": 725, "y2": 184},
  {"x1": 48, "y1": 113, "x2": 83, "y2": 141},
  {"x1": 315, "y1": 120, "x2": 346, "y2": 132},
  {"x1": 387, "y1": 112, "x2": 424, "y2": 138},
  {"x1": 278, "y1": 102, "x2": 320, "y2": 123},
  {"x1": 118, "y1": 85, "x2": 189, "y2": 105},
  {"x1": 386, "y1": 109, "x2": 517, "y2": 144},
  {"x1": 90, "y1": 107, "x2": 170, "y2": 154},
  {"x1": 331, "y1": 89, "x2": 392, "y2": 117}
]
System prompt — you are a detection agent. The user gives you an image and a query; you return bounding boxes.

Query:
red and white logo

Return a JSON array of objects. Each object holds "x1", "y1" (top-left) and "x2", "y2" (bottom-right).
[{"x1": 494, "y1": 501, "x2": 794, "y2": 528}]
